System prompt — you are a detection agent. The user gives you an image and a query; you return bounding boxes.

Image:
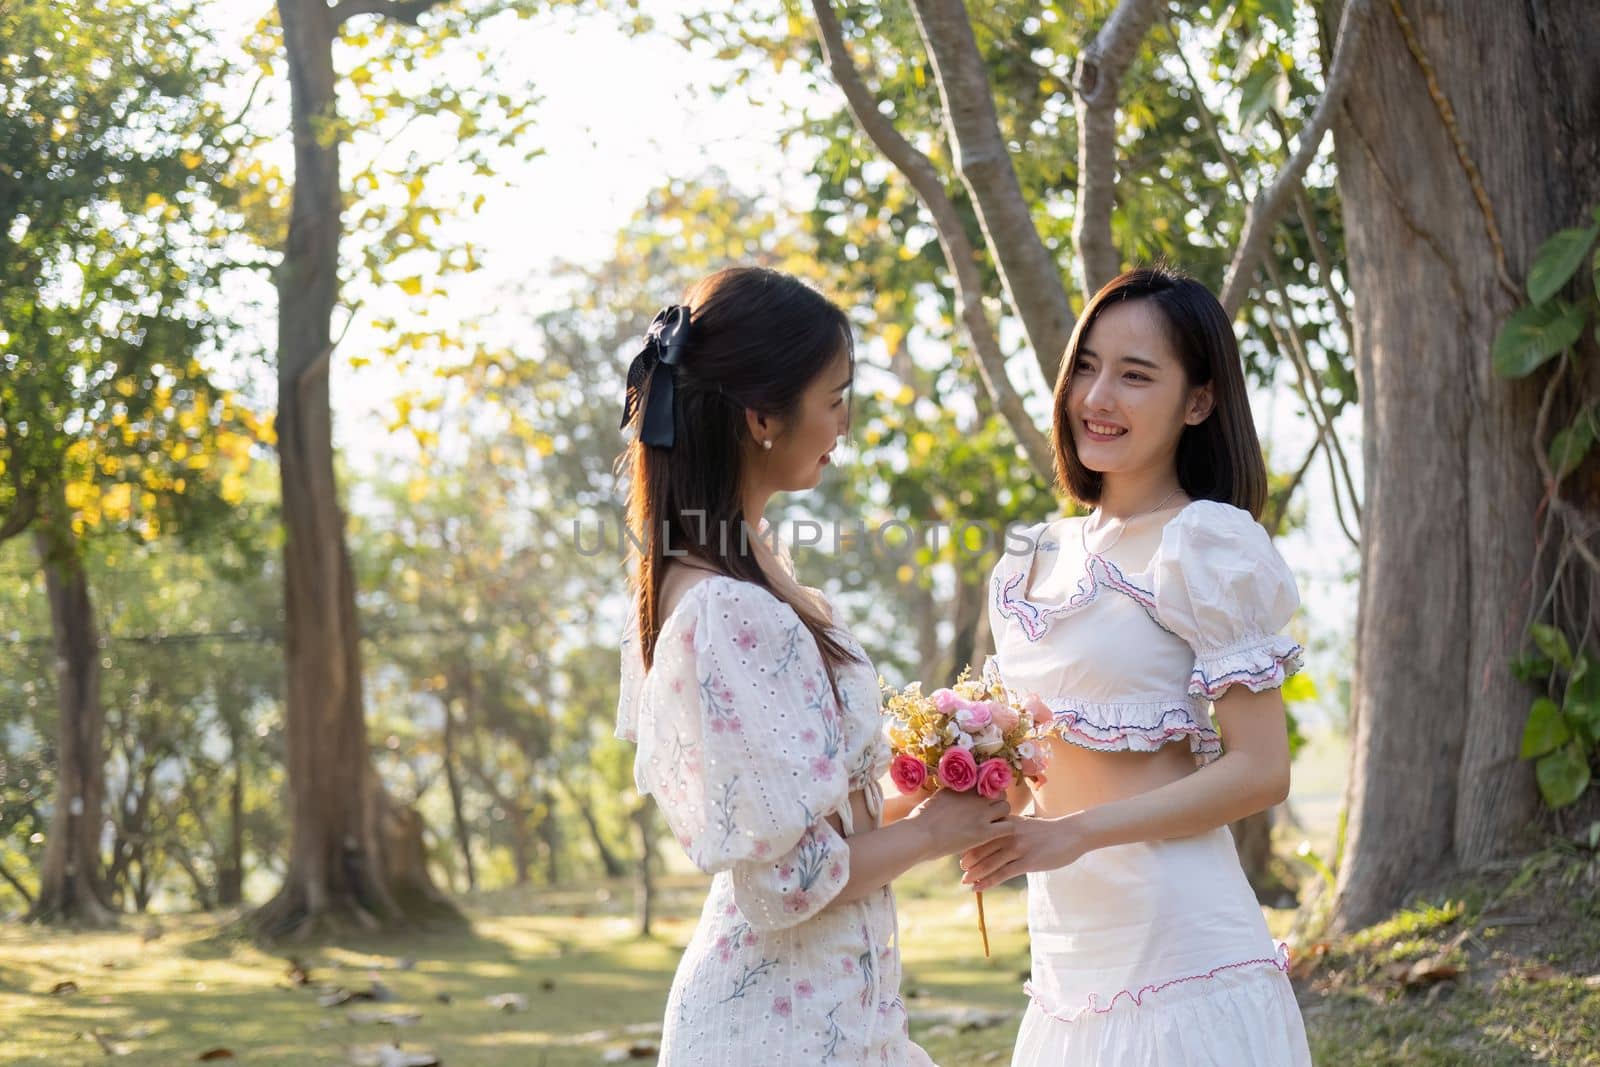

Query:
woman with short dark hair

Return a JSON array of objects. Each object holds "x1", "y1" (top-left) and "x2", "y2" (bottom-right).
[{"x1": 963, "y1": 266, "x2": 1314, "y2": 1065}]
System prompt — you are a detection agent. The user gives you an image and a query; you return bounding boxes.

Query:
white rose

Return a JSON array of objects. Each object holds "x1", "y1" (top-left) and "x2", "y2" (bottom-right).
[{"x1": 973, "y1": 724, "x2": 1005, "y2": 755}]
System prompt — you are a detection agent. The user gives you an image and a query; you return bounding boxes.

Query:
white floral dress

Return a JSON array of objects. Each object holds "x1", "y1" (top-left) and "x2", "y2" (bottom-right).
[{"x1": 617, "y1": 575, "x2": 936, "y2": 1067}]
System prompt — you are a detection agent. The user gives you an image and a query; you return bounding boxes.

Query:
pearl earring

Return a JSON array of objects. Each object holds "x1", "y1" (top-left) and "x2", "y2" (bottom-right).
[{"x1": 761, "y1": 439, "x2": 773, "y2": 451}]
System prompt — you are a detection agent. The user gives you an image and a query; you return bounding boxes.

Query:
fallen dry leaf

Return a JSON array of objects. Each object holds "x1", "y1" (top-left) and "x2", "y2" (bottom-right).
[
  {"x1": 347, "y1": 1044, "x2": 441, "y2": 1067},
  {"x1": 1403, "y1": 956, "x2": 1461, "y2": 988},
  {"x1": 196, "y1": 1050, "x2": 235, "y2": 1061},
  {"x1": 347, "y1": 1010, "x2": 422, "y2": 1027},
  {"x1": 485, "y1": 993, "x2": 527, "y2": 1013},
  {"x1": 50, "y1": 980, "x2": 80, "y2": 996}
]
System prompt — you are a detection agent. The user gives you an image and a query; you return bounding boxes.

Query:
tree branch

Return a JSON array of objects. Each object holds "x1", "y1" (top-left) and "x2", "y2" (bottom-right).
[
  {"x1": 1261, "y1": 258, "x2": 1361, "y2": 529},
  {"x1": 1269, "y1": 435, "x2": 1323, "y2": 538},
  {"x1": 1220, "y1": 0, "x2": 1374, "y2": 317},
  {"x1": 807, "y1": 0, "x2": 1053, "y2": 482},
  {"x1": 0, "y1": 856, "x2": 34, "y2": 905},
  {"x1": 907, "y1": 0, "x2": 1075, "y2": 382},
  {"x1": 0, "y1": 485, "x2": 37, "y2": 544},
  {"x1": 332, "y1": 0, "x2": 440, "y2": 27},
  {"x1": 1072, "y1": 0, "x2": 1165, "y2": 296}
]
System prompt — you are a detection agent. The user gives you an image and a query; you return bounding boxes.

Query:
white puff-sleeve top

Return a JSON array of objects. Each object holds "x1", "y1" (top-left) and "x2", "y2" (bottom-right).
[
  {"x1": 616, "y1": 576, "x2": 931, "y2": 1066},
  {"x1": 985, "y1": 500, "x2": 1304, "y2": 766}
]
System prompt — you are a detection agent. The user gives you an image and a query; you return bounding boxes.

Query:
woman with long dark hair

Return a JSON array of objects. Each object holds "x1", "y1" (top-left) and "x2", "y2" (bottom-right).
[
  {"x1": 615, "y1": 266, "x2": 1012, "y2": 1065},
  {"x1": 961, "y1": 267, "x2": 1314, "y2": 1064}
]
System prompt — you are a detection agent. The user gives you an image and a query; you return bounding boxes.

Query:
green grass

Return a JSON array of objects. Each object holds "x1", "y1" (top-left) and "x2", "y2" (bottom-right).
[
  {"x1": 0, "y1": 865, "x2": 1033, "y2": 1066},
  {"x1": 1296, "y1": 846, "x2": 1600, "y2": 1067},
  {"x1": 2, "y1": 844, "x2": 1597, "y2": 1065}
]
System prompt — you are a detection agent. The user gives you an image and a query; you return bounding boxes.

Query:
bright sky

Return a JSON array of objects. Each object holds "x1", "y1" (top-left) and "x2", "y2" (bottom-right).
[{"x1": 205, "y1": 0, "x2": 1358, "y2": 729}]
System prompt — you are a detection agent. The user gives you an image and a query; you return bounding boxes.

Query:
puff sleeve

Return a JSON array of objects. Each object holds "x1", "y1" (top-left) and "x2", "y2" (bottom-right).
[
  {"x1": 1151, "y1": 501, "x2": 1305, "y2": 700},
  {"x1": 626, "y1": 579, "x2": 852, "y2": 932}
]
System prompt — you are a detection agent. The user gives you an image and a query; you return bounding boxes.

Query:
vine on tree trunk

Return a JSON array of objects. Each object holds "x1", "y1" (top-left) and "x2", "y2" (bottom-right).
[{"x1": 1498, "y1": 207, "x2": 1600, "y2": 814}]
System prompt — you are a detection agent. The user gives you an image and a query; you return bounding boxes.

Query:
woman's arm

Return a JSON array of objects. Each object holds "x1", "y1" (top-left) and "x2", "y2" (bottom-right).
[
  {"x1": 828, "y1": 788, "x2": 1013, "y2": 906},
  {"x1": 958, "y1": 686, "x2": 1291, "y2": 890}
]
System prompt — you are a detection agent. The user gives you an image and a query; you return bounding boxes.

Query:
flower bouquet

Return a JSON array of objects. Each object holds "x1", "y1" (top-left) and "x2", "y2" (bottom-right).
[{"x1": 882, "y1": 668, "x2": 1052, "y2": 956}]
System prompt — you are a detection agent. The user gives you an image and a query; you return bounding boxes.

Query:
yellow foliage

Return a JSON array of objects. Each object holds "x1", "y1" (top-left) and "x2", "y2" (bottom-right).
[{"x1": 100, "y1": 483, "x2": 133, "y2": 521}]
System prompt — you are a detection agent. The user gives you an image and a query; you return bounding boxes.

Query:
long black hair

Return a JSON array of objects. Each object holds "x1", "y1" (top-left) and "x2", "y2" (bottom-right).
[{"x1": 620, "y1": 266, "x2": 859, "y2": 681}]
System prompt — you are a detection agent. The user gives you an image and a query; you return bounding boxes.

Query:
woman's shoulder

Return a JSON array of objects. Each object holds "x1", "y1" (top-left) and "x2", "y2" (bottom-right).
[
  {"x1": 1157, "y1": 498, "x2": 1273, "y2": 555},
  {"x1": 660, "y1": 570, "x2": 798, "y2": 633}
]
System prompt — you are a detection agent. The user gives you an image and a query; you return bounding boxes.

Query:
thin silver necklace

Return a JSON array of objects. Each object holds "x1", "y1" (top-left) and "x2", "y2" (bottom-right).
[{"x1": 1081, "y1": 486, "x2": 1183, "y2": 558}]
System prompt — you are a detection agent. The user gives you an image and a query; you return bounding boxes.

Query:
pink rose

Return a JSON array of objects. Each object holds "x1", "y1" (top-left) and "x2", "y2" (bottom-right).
[
  {"x1": 796, "y1": 980, "x2": 815, "y2": 998},
  {"x1": 1017, "y1": 740, "x2": 1049, "y2": 779},
  {"x1": 955, "y1": 703, "x2": 992, "y2": 731},
  {"x1": 890, "y1": 754, "x2": 928, "y2": 794},
  {"x1": 783, "y1": 888, "x2": 812, "y2": 914},
  {"x1": 937, "y1": 747, "x2": 979, "y2": 792},
  {"x1": 773, "y1": 995, "x2": 792, "y2": 1017},
  {"x1": 1023, "y1": 693, "x2": 1054, "y2": 727},
  {"x1": 976, "y1": 758, "x2": 1015, "y2": 799},
  {"x1": 990, "y1": 702, "x2": 1021, "y2": 733},
  {"x1": 929, "y1": 688, "x2": 964, "y2": 714}
]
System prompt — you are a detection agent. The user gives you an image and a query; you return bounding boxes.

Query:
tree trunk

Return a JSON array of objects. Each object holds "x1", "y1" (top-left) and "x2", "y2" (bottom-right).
[
  {"x1": 27, "y1": 518, "x2": 116, "y2": 926},
  {"x1": 508, "y1": 804, "x2": 532, "y2": 887},
  {"x1": 1231, "y1": 807, "x2": 1292, "y2": 905},
  {"x1": 1331, "y1": 0, "x2": 1600, "y2": 930},
  {"x1": 539, "y1": 790, "x2": 560, "y2": 886},
  {"x1": 632, "y1": 797, "x2": 658, "y2": 938},
  {"x1": 251, "y1": 0, "x2": 455, "y2": 940},
  {"x1": 440, "y1": 699, "x2": 477, "y2": 892},
  {"x1": 567, "y1": 782, "x2": 625, "y2": 879},
  {"x1": 942, "y1": 565, "x2": 985, "y2": 683},
  {"x1": 218, "y1": 705, "x2": 245, "y2": 908}
]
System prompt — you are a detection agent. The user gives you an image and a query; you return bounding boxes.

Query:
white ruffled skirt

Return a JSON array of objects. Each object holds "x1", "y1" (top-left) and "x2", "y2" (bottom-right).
[{"x1": 1011, "y1": 825, "x2": 1312, "y2": 1066}]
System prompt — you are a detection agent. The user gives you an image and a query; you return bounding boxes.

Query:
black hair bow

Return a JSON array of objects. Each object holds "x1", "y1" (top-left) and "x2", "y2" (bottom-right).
[{"x1": 619, "y1": 305, "x2": 692, "y2": 448}]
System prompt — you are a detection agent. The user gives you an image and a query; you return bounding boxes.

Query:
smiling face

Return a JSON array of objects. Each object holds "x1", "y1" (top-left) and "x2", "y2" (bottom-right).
[
  {"x1": 1064, "y1": 298, "x2": 1214, "y2": 482},
  {"x1": 746, "y1": 343, "x2": 852, "y2": 493}
]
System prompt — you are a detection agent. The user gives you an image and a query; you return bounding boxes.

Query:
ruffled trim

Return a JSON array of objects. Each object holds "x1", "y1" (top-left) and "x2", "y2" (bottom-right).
[
  {"x1": 1022, "y1": 941, "x2": 1291, "y2": 1023},
  {"x1": 993, "y1": 555, "x2": 1166, "y2": 643},
  {"x1": 1190, "y1": 637, "x2": 1305, "y2": 699},
  {"x1": 1040, "y1": 696, "x2": 1221, "y2": 766}
]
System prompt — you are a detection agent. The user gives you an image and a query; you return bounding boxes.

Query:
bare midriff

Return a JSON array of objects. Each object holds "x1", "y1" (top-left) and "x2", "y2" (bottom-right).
[{"x1": 1024, "y1": 735, "x2": 1198, "y2": 819}]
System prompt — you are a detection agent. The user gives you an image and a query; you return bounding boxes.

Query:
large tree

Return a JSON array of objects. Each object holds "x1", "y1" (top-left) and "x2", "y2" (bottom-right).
[
  {"x1": 1, "y1": 0, "x2": 246, "y2": 924},
  {"x1": 252, "y1": 0, "x2": 547, "y2": 937},
  {"x1": 1329, "y1": 0, "x2": 1600, "y2": 928}
]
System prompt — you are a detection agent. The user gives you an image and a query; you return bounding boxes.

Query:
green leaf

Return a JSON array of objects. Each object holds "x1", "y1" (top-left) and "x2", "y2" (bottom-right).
[
  {"x1": 1493, "y1": 301, "x2": 1587, "y2": 379},
  {"x1": 1535, "y1": 744, "x2": 1591, "y2": 809},
  {"x1": 1522, "y1": 697, "x2": 1570, "y2": 759},
  {"x1": 1531, "y1": 623, "x2": 1574, "y2": 671},
  {"x1": 1565, "y1": 657, "x2": 1600, "y2": 745},
  {"x1": 1237, "y1": 59, "x2": 1285, "y2": 124},
  {"x1": 1511, "y1": 653, "x2": 1555, "y2": 685},
  {"x1": 1549, "y1": 406, "x2": 1597, "y2": 480},
  {"x1": 1527, "y1": 223, "x2": 1600, "y2": 304},
  {"x1": 1281, "y1": 670, "x2": 1318, "y2": 705},
  {"x1": 1593, "y1": 244, "x2": 1600, "y2": 306}
]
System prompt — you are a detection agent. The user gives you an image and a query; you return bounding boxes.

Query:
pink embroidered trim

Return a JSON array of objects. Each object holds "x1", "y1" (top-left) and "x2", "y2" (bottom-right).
[
  {"x1": 1189, "y1": 644, "x2": 1305, "y2": 699},
  {"x1": 1048, "y1": 707, "x2": 1221, "y2": 759},
  {"x1": 1023, "y1": 942, "x2": 1292, "y2": 1023},
  {"x1": 994, "y1": 556, "x2": 1166, "y2": 643}
]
